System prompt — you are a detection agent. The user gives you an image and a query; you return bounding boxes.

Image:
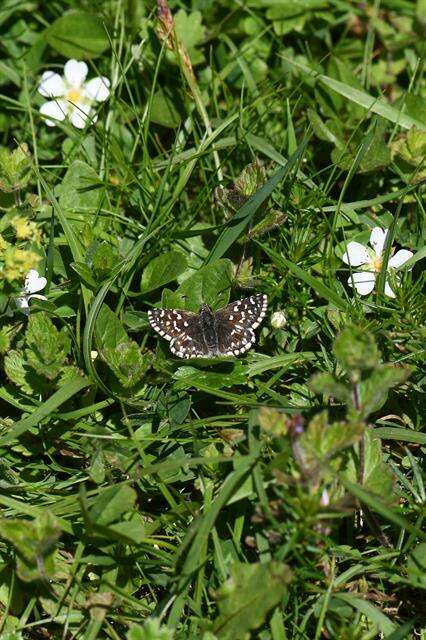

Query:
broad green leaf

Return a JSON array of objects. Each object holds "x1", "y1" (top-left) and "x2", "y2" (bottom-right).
[
  {"x1": 141, "y1": 251, "x2": 187, "y2": 293},
  {"x1": 161, "y1": 259, "x2": 233, "y2": 311},
  {"x1": 45, "y1": 12, "x2": 110, "y2": 59},
  {"x1": 25, "y1": 312, "x2": 70, "y2": 380},
  {"x1": 0, "y1": 511, "x2": 60, "y2": 582},
  {"x1": 150, "y1": 88, "x2": 184, "y2": 128},
  {"x1": 212, "y1": 562, "x2": 292, "y2": 639},
  {"x1": 95, "y1": 304, "x2": 128, "y2": 350},
  {"x1": 333, "y1": 325, "x2": 379, "y2": 372},
  {"x1": 173, "y1": 362, "x2": 248, "y2": 389},
  {"x1": 89, "y1": 485, "x2": 137, "y2": 526},
  {"x1": 56, "y1": 160, "x2": 103, "y2": 224}
]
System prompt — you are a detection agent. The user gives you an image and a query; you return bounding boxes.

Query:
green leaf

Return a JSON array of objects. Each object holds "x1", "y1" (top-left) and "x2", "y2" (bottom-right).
[
  {"x1": 150, "y1": 88, "x2": 184, "y2": 128},
  {"x1": 89, "y1": 485, "x2": 137, "y2": 526},
  {"x1": 127, "y1": 618, "x2": 174, "y2": 640},
  {"x1": 284, "y1": 57, "x2": 426, "y2": 130},
  {"x1": 95, "y1": 304, "x2": 128, "y2": 350},
  {"x1": 334, "y1": 593, "x2": 395, "y2": 635},
  {"x1": 333, "y1": 325, "x2": 379, "y2": 372},
  {"x1": 103, "y1": 341, "x2": 150, "y2": 388},
  {"x1": 45, "y1": 12, "x2": 110, "y2": 59},
  {"x1": 161, "y1": 259, "x2": 233, "y2": 311},
  {"x1": 298, "y1": 411, "x2": 364, "y2": 475},
  {"x1": 344, "y1": 429, "x2": 394, "y2": 501},
  {"x1": 259, "y1": 243, "x2": 348, "y2": 311},
  {"x1": 0, "y1": 375, "x2": 90, "y2": 445},
  {"x1": 207, "y1": 138, "x2": 308, "y2": 264},
  {"x1": 406, "y1": 543, "x2": 426, "y2": 589},
  {"x1": 360, "y1": 364, "x2": 411, "y2": 418},
  {"x1": 25, "y1": 312, "x2": 70, "y2": 380},
  {"x1": 0, "y1": 511, "x2": 60, "y2": 582},
  {"x1": 309, "y1": 372, "x2": 350, "y2": 403},
  {"x1": 212, "y1": 562, "x2": 292, "y2": 639},
  {"x1": 56, "y1": 160, "x2": 103, "y2": 218},
  {"x1": 141, "y1": 251, "x2": 187, "y2": 293},
  {"x1": 173, "y1": 10, "x2": 205, "y2": 65}
]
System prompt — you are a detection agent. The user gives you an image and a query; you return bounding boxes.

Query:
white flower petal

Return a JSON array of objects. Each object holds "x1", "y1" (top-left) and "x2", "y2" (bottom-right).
[
  {"x1": 38, "y1": 71, "x2": 66, "y2": 97},
  {"x1": 347, "y1": 271, "x2": 375, "y2": 296},
  {"x1": 370, "y1": 227, "x2": 387, "y2": 258},
  {"x1": 64, "y1": 59, "x2": 88, "y2": 88},
  {"x1": 342, "y1": 242, "x2": 370, "y2": 266},
  {"x1": 69, "y1": 102, "x2": 93, "y2": 129},
  {"x1": 40, "y1": 99, "x2": 67, "y2": 126},
  {"x1": 24, "y1": 269, "x2": 47, "y2": 294},
  {"x1": 84, "y1": 76, "x2": 110, "y2": 102},
  {"x1": 28, "y1": 294, "x2": 48, "y2": 302},
  {"x1": 388, "y1": 249, "x2": 414, "y2": 269},
  {"x1": 384, "y1": 280, "x2": 396, "y2": 298}
]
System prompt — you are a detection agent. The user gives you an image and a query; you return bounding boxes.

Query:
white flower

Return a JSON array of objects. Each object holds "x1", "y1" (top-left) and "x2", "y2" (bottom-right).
[
  {"x1": 271, "y1": 310, "x2": 287, "y2": 329},
  {"x1": 38, "y1": 59, "x2": 110, "y2": 129},
  {"x1": 16, "y1": 269, "x2": 47, "y2": 315},
  {"x1": 342, "y1": 227, "x2": 413, "y2": 298}
]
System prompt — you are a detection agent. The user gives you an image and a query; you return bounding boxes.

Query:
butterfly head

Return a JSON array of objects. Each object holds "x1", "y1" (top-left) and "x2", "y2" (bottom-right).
[{"x1": 200, "y1": 303, "x2": 213, "y2": 314}]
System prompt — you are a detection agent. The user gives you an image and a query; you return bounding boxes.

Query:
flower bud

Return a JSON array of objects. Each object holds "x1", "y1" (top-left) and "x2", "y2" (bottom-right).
[{"x1": 271, "y1": 310, "x2": 286, "y2": 329}]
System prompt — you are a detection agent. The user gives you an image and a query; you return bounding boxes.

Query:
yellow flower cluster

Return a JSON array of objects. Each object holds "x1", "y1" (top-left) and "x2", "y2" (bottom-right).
[
  {"x1": 11, "y1": 216, "x2": 41, "y2": 243},
  {"x1": 2, "y1": 246, "x2": 40, "y2": 282},
  {"x1": 0, "y1": 213, "x2": 43, "y2": 284}
]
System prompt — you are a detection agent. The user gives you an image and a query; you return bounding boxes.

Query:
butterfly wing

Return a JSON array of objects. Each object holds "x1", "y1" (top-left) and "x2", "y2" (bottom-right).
[
  {"x1": 147, "y1": 308, "x2": 208, "y2": 359},
  {"x1": 214, "y1": 293, "x2": 268, "y2": 356}
]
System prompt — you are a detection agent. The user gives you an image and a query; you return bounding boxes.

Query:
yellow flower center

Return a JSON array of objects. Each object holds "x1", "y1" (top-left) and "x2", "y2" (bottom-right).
[
  {"x1": 67, "y1": 88, "x2": 82, "y2": 104},
  {"x1": 372, "y1": 257, "x2": 383, "y2": 272}
]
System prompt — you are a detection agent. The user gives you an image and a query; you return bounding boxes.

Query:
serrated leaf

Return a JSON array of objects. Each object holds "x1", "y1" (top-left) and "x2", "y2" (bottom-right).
[
  {"x1": 25, "y1": 312, "x2": 70, "y2": 380},
  {"x1": 141, "y1": 251, "x2": 187, "y2": 293},
  {"x1": 45, "y1": 12, "x2": 109, "y2": 59},
  {"x1": 298, "y1": 411, "x2": 365, "y2": 475},
  {"x1": 212, "y1": 562, "x2": 292, "y2": 639}
]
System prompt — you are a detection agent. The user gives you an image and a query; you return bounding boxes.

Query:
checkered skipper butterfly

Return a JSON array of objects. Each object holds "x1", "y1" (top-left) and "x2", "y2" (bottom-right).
[{"x1": 148, "y1": 293, "x2": 268, "y2": 359}]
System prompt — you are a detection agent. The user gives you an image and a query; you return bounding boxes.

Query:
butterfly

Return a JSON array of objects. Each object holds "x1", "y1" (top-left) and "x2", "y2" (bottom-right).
[{"x1": 148, "y1": 293, "x2": 268, "y2": 359}]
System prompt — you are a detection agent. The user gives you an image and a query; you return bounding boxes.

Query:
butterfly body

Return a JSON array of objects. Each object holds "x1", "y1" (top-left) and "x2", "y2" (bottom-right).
[{"x1": 148, "y1": 294, "x2": 267, "y2": 359}]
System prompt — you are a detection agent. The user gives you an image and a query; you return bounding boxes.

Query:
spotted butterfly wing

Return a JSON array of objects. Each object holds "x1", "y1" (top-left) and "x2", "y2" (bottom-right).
[
  {"x1": 148, "y1": 293, "x2": 268, "y2": 359},
  {"x1": 147, "y1": 308, "x2": 209, "y2": 358},
  {"x1": 215, "y1": 294, "x2": 268, "y2": 356}
]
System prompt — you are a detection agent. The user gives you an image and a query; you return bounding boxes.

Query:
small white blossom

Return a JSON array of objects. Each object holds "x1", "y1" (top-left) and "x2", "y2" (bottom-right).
[
  {"x1": 320, "y1": 488, "x2": 330, "y2": 507},
  {"x1": 271, "y1": 310, "x2": 287, "y2": 329},
  {"x1": 16, "y1": 269, "x2": 47, "y2": 315},
  {"x1": 341, "y1": 227, "x2": 413, "y2": 298},
  {"x1": 38, "y1": 59, "x2": 110, "y2": 129}
]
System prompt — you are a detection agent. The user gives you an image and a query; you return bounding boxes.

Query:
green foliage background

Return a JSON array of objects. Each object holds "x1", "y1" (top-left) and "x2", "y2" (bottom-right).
[{"x1": 0, "y1": 0, "x2": 425, "y2": 638}]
